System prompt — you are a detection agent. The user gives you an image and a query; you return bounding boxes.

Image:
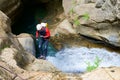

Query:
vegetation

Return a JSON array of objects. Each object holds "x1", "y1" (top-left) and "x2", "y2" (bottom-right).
[
  {"x1": 69, "y1": 0, "x2": 90, "y2": 26},
  {"x1": 86, "y1": 56, "x2": 102, "y2": 72},
  {"x1": 0, "y1": 44, "x2": 10, "y2": 52},
  {"x1": 73, "y1": 16, "x2": 81, "y2": 26},
  {"x1": 82, "y1": 13, "x2": 90, "y2": 20},
  {"x1": 69, "y1": 0, "x2": 76, "y2": 14},
  {"x1": 69, "y1": 8, "x2": 74, "y2": 14}
]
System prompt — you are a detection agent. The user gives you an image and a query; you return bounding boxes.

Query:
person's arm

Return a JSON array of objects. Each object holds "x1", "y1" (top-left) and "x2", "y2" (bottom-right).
[
  {"x1": 36, "y1": 30, "x2": 39, "y2": 39},
  {"x1": 43, "y1": 28, "x2": 50, "y2": 38}
]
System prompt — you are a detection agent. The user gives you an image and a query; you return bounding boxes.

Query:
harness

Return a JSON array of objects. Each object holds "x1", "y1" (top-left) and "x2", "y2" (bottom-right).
[{"x1": 39, "y1": 27, "x2": 46, "y2": 36}]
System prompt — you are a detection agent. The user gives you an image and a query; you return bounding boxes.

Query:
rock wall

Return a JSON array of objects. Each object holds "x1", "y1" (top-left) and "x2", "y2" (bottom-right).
[
  {"x1": 17, "y1": 33, "x2": 36, "y2": 56},
  {"x1": 61, "y1": 0, "x2": 120, "y2": 48},
  {"x1": 0, "y1": 0, "x2": 22, "y2": 23},
  {"x1": 0, "y1": 10, "x2": 64, "y2": 80}
]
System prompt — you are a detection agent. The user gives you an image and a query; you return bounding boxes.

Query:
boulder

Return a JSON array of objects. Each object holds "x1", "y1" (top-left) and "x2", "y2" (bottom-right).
[
  {"x1": 17, "y1": 33, "x2": 36, "y2": 56},
  {"x1": 52, "y1": 19, "x2": 76, "y2": 36}
]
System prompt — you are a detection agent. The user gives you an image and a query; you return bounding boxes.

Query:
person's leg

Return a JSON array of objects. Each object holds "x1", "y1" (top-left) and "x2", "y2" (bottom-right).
[
  {"x1": 38, "y1": 38, "x2": 44, "y2": 57},
  {"x1": 42, "y1": 39, "x2": 49, "y2": 58}
]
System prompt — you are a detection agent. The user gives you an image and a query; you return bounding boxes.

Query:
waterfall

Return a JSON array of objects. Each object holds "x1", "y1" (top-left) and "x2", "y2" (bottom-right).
[{"x1": 47, "y1": 47, "x2": 120, "y2": 73}]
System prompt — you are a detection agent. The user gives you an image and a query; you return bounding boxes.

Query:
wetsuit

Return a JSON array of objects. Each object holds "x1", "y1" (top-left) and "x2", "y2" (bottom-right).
[{"x1": 36, "y1": 27, "x2": 50, "y2": 59}]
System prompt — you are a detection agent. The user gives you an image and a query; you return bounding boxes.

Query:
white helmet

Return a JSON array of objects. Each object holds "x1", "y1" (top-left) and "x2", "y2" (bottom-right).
[
  {"x1": 36, "y1": 24, "x2": 42, "y2": 30},
  {"x1": 41, "y1": 22, "x2": 47, "y2": 27}
]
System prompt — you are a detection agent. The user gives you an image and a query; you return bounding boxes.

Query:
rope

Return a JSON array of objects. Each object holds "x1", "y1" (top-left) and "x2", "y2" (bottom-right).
[
  {"x1": 0, "y1": 36, "x2": 36, "y2": 38},
  {"x1": 0, "y1": 65, "x2": 26, "y2": 80}
]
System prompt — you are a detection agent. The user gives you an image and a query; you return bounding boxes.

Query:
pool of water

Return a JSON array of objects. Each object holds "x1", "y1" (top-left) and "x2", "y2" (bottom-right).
[{"x1": 47, "y1": 47, "x2": 120, "y2": 73}]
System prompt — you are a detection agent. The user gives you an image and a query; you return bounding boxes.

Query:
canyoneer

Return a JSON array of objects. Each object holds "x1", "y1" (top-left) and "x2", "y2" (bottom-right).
[{"x1": 36, "y1": 22, "x2": 50, "y2": 59}]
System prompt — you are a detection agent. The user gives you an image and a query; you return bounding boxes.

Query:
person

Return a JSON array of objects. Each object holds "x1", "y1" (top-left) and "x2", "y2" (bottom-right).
[{"x1": 36, "y1": 22, "x2": 50, "y2": 59}]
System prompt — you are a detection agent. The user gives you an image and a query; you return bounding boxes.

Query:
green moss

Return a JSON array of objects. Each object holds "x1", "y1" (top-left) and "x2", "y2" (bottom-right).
[{"x1": 0, "y1": 44, "x2": 10, "y2": 52}]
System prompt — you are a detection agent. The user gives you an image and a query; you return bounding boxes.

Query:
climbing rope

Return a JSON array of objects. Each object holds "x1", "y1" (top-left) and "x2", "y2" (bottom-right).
[{"x1": 0, "y1": 65, "x2": 26, "y2": 80}]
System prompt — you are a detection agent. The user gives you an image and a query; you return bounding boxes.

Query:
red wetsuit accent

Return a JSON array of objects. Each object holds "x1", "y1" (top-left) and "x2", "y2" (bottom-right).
[{"x1": 36, "y1": 27, "x2": 50, "y2": 39}]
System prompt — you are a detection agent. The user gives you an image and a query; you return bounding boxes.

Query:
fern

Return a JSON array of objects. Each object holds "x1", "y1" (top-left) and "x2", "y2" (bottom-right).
[{"x1": 86, "y1": 56, "x2": 102, "y2": 72}]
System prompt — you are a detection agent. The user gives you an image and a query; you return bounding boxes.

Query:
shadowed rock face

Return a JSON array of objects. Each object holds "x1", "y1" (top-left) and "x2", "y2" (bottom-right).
[
  {"x1": 0, "y1": 0, "x2": 22, "y2": 23},
  {"x1": 0, "y1": 0, "x2": 63, "y2": 25},
  {"x1": 21, "y1": 0, "x2": 50, "y2": 4}
]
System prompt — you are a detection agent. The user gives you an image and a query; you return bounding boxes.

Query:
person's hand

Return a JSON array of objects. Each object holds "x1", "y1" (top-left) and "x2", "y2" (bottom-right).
[{"x1": 36, "y1": 38, "x2": 38, "y2": 41}]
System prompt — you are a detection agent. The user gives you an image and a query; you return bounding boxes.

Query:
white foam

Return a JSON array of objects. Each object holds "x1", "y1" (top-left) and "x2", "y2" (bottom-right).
[{"x1": 47, "y1": 47, "x2": 120, "y2": 73}]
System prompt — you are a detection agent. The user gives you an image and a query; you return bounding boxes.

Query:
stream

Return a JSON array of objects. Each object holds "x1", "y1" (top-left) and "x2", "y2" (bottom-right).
[{"x1": 47, "y1": 47, "x2": 120, "y2": 73}]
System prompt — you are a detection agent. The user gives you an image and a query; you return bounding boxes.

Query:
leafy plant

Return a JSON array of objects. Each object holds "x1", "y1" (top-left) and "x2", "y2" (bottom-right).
[
  {"x1": 69, "y1": 8, "x2": 74, "y2": 14},
  {"x1": 73, "y1": 16, "x2": 80, "y2": 26},
  {"x1": 82, "y1": 13, "x2": 90, "y2": 20},
  {"x1": 69, "y1": 0, "x2": 76, "y2": 14},
  {"x1": 86, "y1": 56, "x2": 102, "y2": 72}
]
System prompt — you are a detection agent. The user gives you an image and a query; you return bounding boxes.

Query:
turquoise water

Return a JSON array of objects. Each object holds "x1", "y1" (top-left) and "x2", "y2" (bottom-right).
[{"x1": 12, "y1": 5, "x2": 57, "y2": 57}]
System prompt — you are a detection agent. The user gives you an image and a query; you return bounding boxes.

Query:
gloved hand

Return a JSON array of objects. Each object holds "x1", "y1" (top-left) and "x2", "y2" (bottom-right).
[{"x1": 36, "y1": 38, "x2": 38, "y2": 41}]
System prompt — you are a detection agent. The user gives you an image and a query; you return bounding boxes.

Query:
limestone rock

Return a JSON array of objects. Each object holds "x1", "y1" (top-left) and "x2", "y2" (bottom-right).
[
  {"x1": 0, "y1": 0, "x2": 22, "y2": 22},
  {"x1": 62, "y1": 0, "x2": 120, "y2": 47},
  {"x1": 0, "y1": 11, "x2": 11, "y2": 33},
  {"x1": 81, "y1": 67, "x2": 120, "y2": 80},
  {"x1": 0, "y1": 48, "x2": 22, "y2": 70},
  {"x1": 24, "y1": 59, "x2": 58, "y2": 72},
  {"x1": 0, "y1": 11, "x2": 11, "y2": 49},
  {"x1": 53, "y1": 19, "x2": 76, "y2": 36},
  {"x1": 17, "y1": 33, "x2": 36, "y2": 56}
]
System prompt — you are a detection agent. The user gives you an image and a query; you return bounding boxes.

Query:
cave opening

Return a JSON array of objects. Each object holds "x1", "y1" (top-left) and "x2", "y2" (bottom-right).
[
  {"x1": 11, "y1": 3, "x2": 47, "y2": 35},
  {"x1": 11, "y1": 0, "x2": 63, "y2": 35}
]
